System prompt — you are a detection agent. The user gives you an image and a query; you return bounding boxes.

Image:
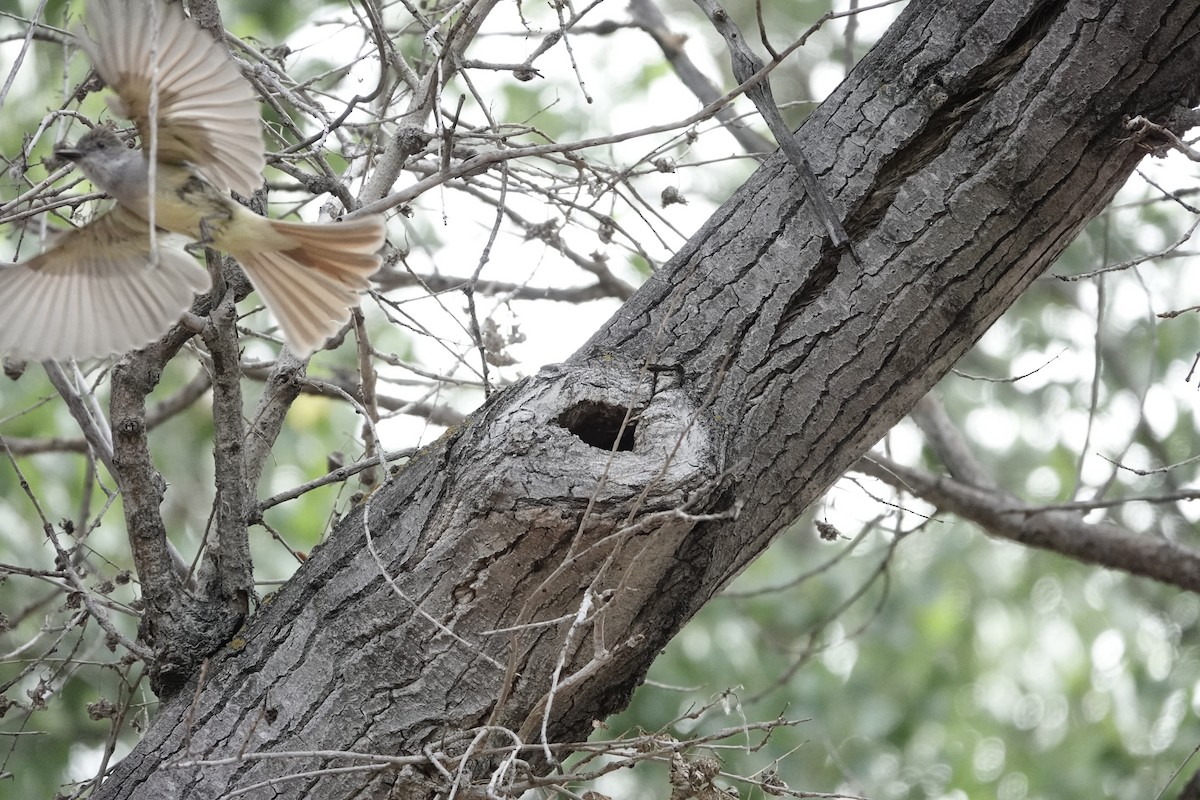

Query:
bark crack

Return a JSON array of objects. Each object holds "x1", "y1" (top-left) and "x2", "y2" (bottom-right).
[{"x1": 848, "y1": 0, "x2": 1067, "y2": 238}]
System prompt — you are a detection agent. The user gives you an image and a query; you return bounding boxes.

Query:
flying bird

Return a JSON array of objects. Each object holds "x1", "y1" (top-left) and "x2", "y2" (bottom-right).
[{"x1": 0, "y1": 0, "x2": 387, "y2": 359}]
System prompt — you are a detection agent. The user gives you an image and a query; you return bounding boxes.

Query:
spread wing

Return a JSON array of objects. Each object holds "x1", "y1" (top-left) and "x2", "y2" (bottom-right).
[
  {"x1": 0, "y1": 207, "x2": 210, "y2": 360},
  {"x1": 79, "y1": 0, "x2": 265, "y2": 196}
]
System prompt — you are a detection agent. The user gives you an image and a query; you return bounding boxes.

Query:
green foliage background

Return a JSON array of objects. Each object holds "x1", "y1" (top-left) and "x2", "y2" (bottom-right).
[{"x1": 1, "y1": 0, "x2": 1199, "y2": 798}]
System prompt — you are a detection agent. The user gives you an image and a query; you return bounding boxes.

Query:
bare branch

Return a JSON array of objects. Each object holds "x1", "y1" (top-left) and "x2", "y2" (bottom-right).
[{"x1": 856, "y1": 454, "x2": 1200, "y2": 592}]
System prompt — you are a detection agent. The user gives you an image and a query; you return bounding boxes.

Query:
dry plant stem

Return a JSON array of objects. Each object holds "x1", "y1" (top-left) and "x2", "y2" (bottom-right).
[
  {"x1": 0, "y1": 609, "x2": 83, "y2": 693},
  {"x1": 842, "y1": 0, "x2": 860, "y2": 74},
  {"x1": 628, "y1": 0, "x2": 774, "y2": 158},
  {"x1": 5, "y1": 369, "x2": 212, "y2": 458},
  {"x1": 1002, "y1": 488, "x2": 1200, "y2": 513},
  {"x1": 46, "y1": 523, "x2": 151, "y2": 659},
  {"x1": 692, "y1": 0, "x2": 849, "y2": 247},
  {"x1": 358, "y1": 0, "x2": 503, "y2": 205},
  {"x1": 429, "y1": 169, "x2": 642, "y2": 294},
  {"x1": 366, "y1": 348, "x2": 486, "y2": 388},
  {"x1": 0, "y1": 178, "x2": 84, "y2": 225},
  {"x1": 1125, "y1": 113, "x2": 1200, "y2": 160},
  {"x1": 352, "y1": 309, "x2": 382, "y2": 485},
  {"x1": 309, "y1": 373, "x2": 466, "y2": 427},
  {"x1": 163, "y1": 720, "x2": 794, "y2": 771},
  {"x1": 857, "y1": 454, "x2": 1200, "y2": 592},
  {"x1": 2, "y1": 434, "x2": 91, "y2": 456},
  {"x1": 257, "y1": 0, "x2": 390, "y2": 165},
  {"x1": 1134, "y1": 166, "x2": 1200, "y2": 214},
  {"x1": 722, "y1": 524, "x2": 873, "y2": 599},
  {"x1": 88, "y1": 669, "x2": 146, "y2": 799},
  {"x1": 357, "y1": 0, "x2": 902, "y2": 223},
  {"x1": 465, "y1": 160, "x2": 510, "y2": 395},
  {"x1": 375, "y1": 268, "x2": 628, "y2": 303},
  {"x1": 745, "y1": 531, "x2": 896, "y2": 706},
  {"x1": 354, "y1": 51, "x2": 830, "y2": 219},
  {"x1": 0, "y1": 0, "x2": 48, "y2": 107},
  {"x1": 42, "y1": 360, "x2": 115, "y2": 471},
  {"x1": 255, "y1": 447, "x2": 415, "y2": 514},
  {"x1": 1073, "y1": 268, "x2": 1107, "y2": 500},
  {"x1": 930, "y1": 281, "x2": 1182, "y2": 505},
  {"x1": 1058, "y1": 212, "x2": 1200, "y2": 281},
  {"x1": 2, "y1": 444, "x2": 151, "y2": 660},
  {"x1": 1161, "y1": 751, "x2": 1200, "y2": 800}
]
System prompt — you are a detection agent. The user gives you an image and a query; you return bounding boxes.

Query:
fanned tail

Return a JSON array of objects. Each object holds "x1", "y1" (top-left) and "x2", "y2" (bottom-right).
[{"x1": 231, "y1": 214, "x2": 386, "y2": 356}]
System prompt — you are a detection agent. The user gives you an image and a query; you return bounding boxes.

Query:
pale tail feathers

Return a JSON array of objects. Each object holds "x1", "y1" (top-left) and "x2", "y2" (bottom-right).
[
  {"x1": 232, "y1": 215, "x2": 386, "y2": 356},
  {"x1": 0, "y1": 240, "x2": 209, "y2": 361}
]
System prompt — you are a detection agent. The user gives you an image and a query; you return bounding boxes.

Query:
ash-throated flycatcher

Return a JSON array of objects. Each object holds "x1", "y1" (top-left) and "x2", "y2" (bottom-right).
[{"x1": 0, "y1": 0, "x2": 387, "y2": 359}]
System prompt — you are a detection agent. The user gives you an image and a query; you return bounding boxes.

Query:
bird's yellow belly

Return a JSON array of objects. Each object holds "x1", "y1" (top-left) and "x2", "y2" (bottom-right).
[{"x1": 123, "y1": 169, "x2": 296, "y2": 253}]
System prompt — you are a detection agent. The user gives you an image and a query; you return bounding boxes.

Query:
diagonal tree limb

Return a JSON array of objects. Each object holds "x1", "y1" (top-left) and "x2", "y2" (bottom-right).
[
  {"x1": 196, "y1": 285, "x2": 253, "y2": 651},
  {"x1": 856, "y1": 453, "x2": 1200, "y2": 592},
  {"x1": 93, "y1": 2, "x2": 1200, "y2": 795},
  {"x1": 243, "y1": 349, "x2": 307, "y2": 492},
  {"x1": 909, "y1": 394, "x2": 999, "y2": 491}
]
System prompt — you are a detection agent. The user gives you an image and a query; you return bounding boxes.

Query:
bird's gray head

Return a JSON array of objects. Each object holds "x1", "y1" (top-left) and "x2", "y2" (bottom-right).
[
  {"x1": 54, "y1": 127, "x2": 127, "y2": 163},
  {"x1": 53, "y1": 127, "x2": 142, "y2": 195}
]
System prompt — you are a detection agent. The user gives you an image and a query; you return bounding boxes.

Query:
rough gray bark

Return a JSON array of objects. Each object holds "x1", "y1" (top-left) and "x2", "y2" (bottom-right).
[{"x1": 98, "y1": 1, "x2": 1200, "y2": 797}]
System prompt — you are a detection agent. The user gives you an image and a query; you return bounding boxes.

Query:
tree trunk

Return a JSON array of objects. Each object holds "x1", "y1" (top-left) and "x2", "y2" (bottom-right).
[{"x1": 97, "y1": 1, "x2": 1200, "y2": 797}]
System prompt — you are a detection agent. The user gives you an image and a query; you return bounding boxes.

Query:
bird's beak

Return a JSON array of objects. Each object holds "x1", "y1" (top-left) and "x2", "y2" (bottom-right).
[{"x1": 48, "y1": 142, "x2": 82, "y2": 172}]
